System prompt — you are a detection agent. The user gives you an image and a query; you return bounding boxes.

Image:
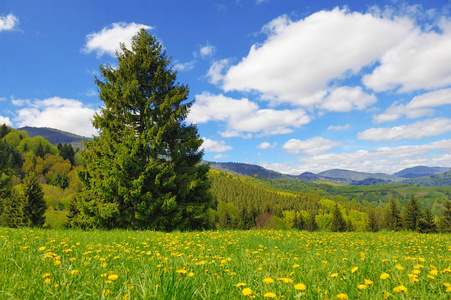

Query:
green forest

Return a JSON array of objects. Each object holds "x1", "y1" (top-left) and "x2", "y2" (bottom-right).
[{"x1": 1, "y1": 29, "x2": 450, "y2": 234}]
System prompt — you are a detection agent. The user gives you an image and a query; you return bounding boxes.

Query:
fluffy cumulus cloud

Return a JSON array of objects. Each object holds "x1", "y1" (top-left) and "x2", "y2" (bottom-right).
[
  {"x1": 266, "y1": 139, "x2": 451, "y2": 174},
  {"x1": 358, "y1": 117, "x2": 451, "y2": 142},
  {"x1": 327, "y1": 124, "x2": 350, "y2": 130},
  {"x1": 0, "y1": 116, "x2": 12, "y2": 126},
  {"x1": 0, "y1": 13, "x2": 18, "y2": 32},
  {"x1": 373, "y1": 88, "x2": 451, "y2": 123},
  {"x1": 13, "y1": 97, "x2": 98, "y2": 137},
  {"x1": 83, "y1": 22, "x2": 152, "y2": 57},
  {"x1": 188, "y1": 92, "x2": 310, "y2": 137},
  {"x1": 216, "y1": 8, "x2": 413, "y2": 108},
  {"x1": 201, "y1": 138, "x2": 233, "y2": 153},
  {"x1": 199, "y1": 44, "x2": 216, "y2": 58},
  {"x1": 257, "y1": 142, "x2": 276, "y2": 150},
  {"x1": 282, "y1": 137, "x2": 343, "y2": 155}
]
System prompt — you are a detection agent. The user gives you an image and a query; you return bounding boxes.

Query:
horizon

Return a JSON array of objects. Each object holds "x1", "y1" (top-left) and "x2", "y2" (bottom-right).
[{"x1": 1, "y1": 0, "x2": 451, "y2": 175}]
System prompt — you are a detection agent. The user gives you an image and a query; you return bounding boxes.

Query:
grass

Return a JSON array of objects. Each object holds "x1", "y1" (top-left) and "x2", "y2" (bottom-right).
[{"x1": 0, "y1": 228, "x2": 450, "y2": 299}]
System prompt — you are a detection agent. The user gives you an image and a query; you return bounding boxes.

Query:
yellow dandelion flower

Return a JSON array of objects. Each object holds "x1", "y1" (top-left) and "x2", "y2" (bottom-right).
[
  {"x1": 294, "y1": 283, "x2": 306, "y2": 291},
  {"x1": 176, "y1": 269, "x2": 187, "y2": 274},
  {"x1": 427, "y1": 275, "x2": 435, "y2": 279},
  {"x1": 412, "y1": 270, "x2": 421, "y2": 275},
  {"x1": 38, "y1": 246, "x2": 46, "y2": 251},
  {"x1": 108, "y1": 274, "x2": 118, "y2": 281},
  {"x1": 69, "y1": 257, "x2": 76, "y2": 262},
  {"x1": 351, "y1": 267, "x2": 358, "y2": 273},
  {"x1": 358, "y1": 284, "x2": 368, "y2": 290},
  {"x1": 336, "y1": 293, "x2": 348, "y2": 299},
  {"x1": 188, "y1": 272, "x2": 194, "y2": 277},
  {"x1": 263, "y1": 277, "x2": 274, "y2": 284},
  {"x1": 292, "y1": 264, "x2": 300, "y2": 268},
  {"x1": 70, "y1": 270, "x2": 79, "y2": 275},
  {"x1": 44, "y1": 278, "x2": 51, "y2": 284},
  {"x1": 380, "y1": 273, "x2": 389, "y2": 280},
  {"x1": 277, "y1": 278, "x2": 293, "y2": 283},
  {"x1": 236, "y1": 282, "x2": 246, "y2": 287},
  {"x1": 264, "y1": 292, "x2": 277, "y2": 298},
  {"x1": 105, "y1": 280, "x2": 112, "y2": 284},
  {"x1": 42, "y1": 273, "x2": 51, "y2": 279},
  {"x1": 430, "y1": 270, "x2": 438, "y2": 276},
  {"x1": 330, "y1": 273, "x2": 339, "y2": 278},
  {"x1": 395, "y1": 264, "x2": 404, "y2": 270},
  {"x1": 393, "y1": 285, "x2": 407, "y2": 293},
  {"x1": 443, "y1": 283, "x2": 451, "y2": 287},
  {"x1": 364, "y1": 279, "x2": 373, "y2": 285},
  {"x1": 54, "y1": 260, "x2": 61, "y2": 266},
  {"x1": 242, "y1": 288, "x2": 253, "y2": 296}
]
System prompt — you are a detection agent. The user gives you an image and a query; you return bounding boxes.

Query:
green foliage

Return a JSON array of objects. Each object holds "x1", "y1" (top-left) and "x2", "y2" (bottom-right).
[
  {"x1": 1, "y1": 189, "x2": 24, "y2": 228},
  {"x1": 57, "y1": 142, "x2": 75, "y2": 165},
  {"x1": 417, "y1": 207, "x2": 436, "y2": 233},
  {"x1": 73, "y1": 29, "x2": 213, "y2": 231},
  {"x1": 404, "y1": 195, "x2": 422, "y2": 231},
  {"x1": 366, "y1": 210, "x2": 379, "y2": 232},
  {"x1": 436, "y1": 201, "x2": 451, "y2": 233},
  {"x1": 330, "y1": 203, "x2": 347, "y2": 232},
  {"x1": 384, "y1": 198, "x2": 403, "y2": 231},
  {"x1": 22, "y1": 172, "x2": 46, "y2": 227}
]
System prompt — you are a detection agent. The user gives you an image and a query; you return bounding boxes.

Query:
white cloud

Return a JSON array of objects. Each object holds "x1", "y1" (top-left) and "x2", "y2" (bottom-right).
[
  {"x1": 263, "y1": 139, "x2": 451, "y2": 174},
  {"x1": 83, "y1": 22, "x2": 152, "y2": 57},
  {"x1": 214, "y1": 153, "x2": 229, "y2": 160},
  {"x1": 358, "y1": 117, "x2": 451, "y2": 142},
  {"x1": 319, "y1": 86, "x2": 377, "y2": 112},
  {"x1": 0, "y1": 13, "x2": 18, "y2": 32},
  {"x1": 363, "y1": 18, "x2": 451, "y2": 93},
  {"x1": 174, "y1": 61, "x2": 196, "y2": 72},
  {"x1": 0, "y1": 97, "x2": 6, "y2": 101},
  {"x1": 373, "y1": 88, "x2": 451, "y2": 123},
  {"x1": 0, "y1": 116, "x2": 12, "y2": 126},
  {"x1": 202, "y1": 138, "x2": 233, "y2": 152},
  {"x1": 282, "y1": 137, "x2": 343, "y2": 155},
  {"x1": 219, "y1": 7, "x2": 413, "y2": 107},
  {"x1": 257, "y1": 142, "x2": 276, "y2": 149},
  {"x1": 327, "y1": 124, "x2": 350, "y2": 130},
  {"x1": 199, "y1": 44, "x2": 216, "y2": 58},
  {"x1": 13, "y1": 97, "x2": 98, "y2": 137},
  {"x1": 188, "y1": 92, "x2": 310, "y2": 137},
  {"x1": 207, "y1": 59, "x2": 229, "y2": 84}
]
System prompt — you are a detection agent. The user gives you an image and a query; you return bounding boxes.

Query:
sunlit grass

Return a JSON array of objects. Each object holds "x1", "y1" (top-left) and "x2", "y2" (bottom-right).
[{"x1": 0, "y1": 228, "x2": 450, "y2": 299}]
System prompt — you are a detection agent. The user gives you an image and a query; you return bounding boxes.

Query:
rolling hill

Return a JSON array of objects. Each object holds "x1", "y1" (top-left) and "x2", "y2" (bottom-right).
[{"x1": 18, "y1": 127, "x2": 92, "y2": 148}]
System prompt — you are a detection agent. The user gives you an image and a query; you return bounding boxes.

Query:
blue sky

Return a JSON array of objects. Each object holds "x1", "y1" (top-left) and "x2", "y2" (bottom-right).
[{"x1": 1, "y1": 0, "x2": 451, "y2": 175}]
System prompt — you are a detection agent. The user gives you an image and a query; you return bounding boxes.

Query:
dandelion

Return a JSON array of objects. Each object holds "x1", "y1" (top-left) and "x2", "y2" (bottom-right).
[
  {"x1": 54, "y1": 260, "x2": 61, "y2": 266},
  {"x1": 380, "y1": 273, "x2": 390, "y2": 280},
  {"x1": 351, "y1": 267, "x2": 358, "y2": 273},
  {"x1": 42, "y1": 273, "x2": 51, "y2": 279},
  {"x1": 357, "y1": 284, "x2": 368, "y2": 290},
  {"x1": 395, "y1": 264, "x2": 404, "y2": 270},
  {"x1": 277, "y1": 278, "x2": 293, "y2": 283},
  {"x1": 263, "y1": 278, "x2": 274, "y2": 284},
  {"x1": 176, "y1": 269, "x2": 187, "y2": 275},
  {"x1": 242, "y1": 288, "x2": 253, "y2": 296},
  {"x1": 364, "y1": 279, "x2": 373, "y2": 285},
  {"x1": 188, "y1": 272, "x2": 194, "y2": 277},
  {"x1": 292, "y1": 264, "x2": 300, "y2": 268},
  {"x1": 336, "y1": 293, "x2": 348, "y2": 299},
  {"x1": 393, "y1": 285, "x2": 407, "y2": 293},
  {"x1": 236, "y1": 282, "x2": 246, "y2": 287},
  {"x1": 264, "y1": 292, "x2": 277, "y2": 298},
  {"x1": 330, "y1": 273, "x2": 339, "y2": 278},
  {"x1": 108, "y1": 274, "x2": 118, "y2": 281},
  {"x1": 430, "y1": 269, "x2": 438, "y2": 276},
  {"x1": 70, "y1": 270, "x2": 79, "y2": 275},
  {"x1": 294, "y1": 283, "x2": 306, "y2": 291},
  {"x1": 412, "y1": 269, "x2": 421, "y2": 275}
]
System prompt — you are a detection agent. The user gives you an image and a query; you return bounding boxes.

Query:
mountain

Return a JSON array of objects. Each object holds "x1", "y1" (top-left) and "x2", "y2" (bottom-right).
[
  {"x1": 318, "y1": 169, "x2": 397, "y2": 182},
  {"x1": 208, "y1": 162, "x2": 292, "y2": 180},
  {"x1": 18, "y1": 127, "x2": 92, "y2": 148},
  {"x1": 393, "y1": 166, "x2": 451, "y2": 179},
  {"x1": 404, "y1": 170, "x2": 451, "y2": 187}
]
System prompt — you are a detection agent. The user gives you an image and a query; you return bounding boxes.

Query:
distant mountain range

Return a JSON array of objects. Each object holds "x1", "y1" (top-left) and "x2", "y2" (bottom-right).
[{"x1": 16, "y1": 127, "x2": 451, "y2": 187}]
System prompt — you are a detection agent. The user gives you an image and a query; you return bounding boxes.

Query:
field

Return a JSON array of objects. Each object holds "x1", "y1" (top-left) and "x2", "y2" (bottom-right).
[{"x1": 1, "y1": 228, "x2": 450, "y2": 299}]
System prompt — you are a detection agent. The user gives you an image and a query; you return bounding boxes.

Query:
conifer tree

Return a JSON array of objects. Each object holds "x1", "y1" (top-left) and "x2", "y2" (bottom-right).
[
  {"x1": 437, "y1": 201, "x2": 451, "y2": 233},
  {"x1": 404, "y1": 195, "x2": 422, "y2": 231},
  {"x1": 366, "y1": 210, "x2": 379, "y2": 232},
  {"x1": 74, "y1": 29, "x2": 213, "y2": 230},
  {"x1": 22, "y1": 172, "x2": 46, "y2": 227},
  {"x1": 330, "y1": 203, "x2": 346, "y2": 232},
  {"x1": 384, "y1": 198, "x2": 403, "y2": 231},
  {"x1": 417, "y1": 207, "x2": 436, "y2": 233},
  {"x1": 1, "y1": 189, "x2": 24, "y2": 228},
  {"x1": 306, "y1": 212, "x2": 319, "y2": 232}
]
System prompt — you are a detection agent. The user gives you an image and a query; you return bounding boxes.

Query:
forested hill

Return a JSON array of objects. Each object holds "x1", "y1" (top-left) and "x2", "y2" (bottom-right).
[{"x1": 18, "y1": 127, "x2": 91, "y2": 148}]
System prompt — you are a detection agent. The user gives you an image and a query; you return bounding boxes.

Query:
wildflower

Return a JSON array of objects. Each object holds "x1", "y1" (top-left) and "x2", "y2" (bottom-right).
[
  {"x1": 330, "y1": 273, "x2": 339, "y2": 278},
  {"x1": 263, "y1": 278, "x2": 274, "y2": 284},
  {"x1": 242, "y1": 288, "x2": 253, "y2": 296},
  {"x1": 294, "y1": 283, "x2": 306, "y2": 291},
  {"x1": 102, "y1": 263, "x2": 108, "y2": 268},
  {"x1": 42, "y1": 273, "x2": 51, "y2": 279},
  {"x1": 430, "y1": 270, "x2": 438, "y2": 276},
  {"x1": 264, "y1": 292, "x2": 277, "y2": 298},
  {"x1": 357, "y1": 284, "x2": 368, "y2": 290},
  {"x1": 412, "y1": 269, "x2": 421, "y2": 275},
  {"x1": 70, "y1": 270, "x2": 79, "y2": 275},
  {"x1": 292, "y1": 264, "x2": 300, "y2": 268},
  {"x1": 351, "y1": 267, "x2": 358, "y2": 273},
  {"x1": 395, "y1": 264, "x2": 404, "y2": 270},
  {"x1": 176, "y1": 269, "x2": 187, "y2": 274},
  {"x1": 393, "y1": 285, "x2": 407, "y2": 293},
  {"x1": 108, "y1": 274, "x2": 118, "y2": 281},
  {"x1": 364, "y1": 279, "x2": 373, "y2": 285},
  {"x1": 277, "y1": 278, "x2": 293, "y2": 283},
  {"x1": 336, "y1": 293, "x2": 348, "y2": 299},
  {"x1": 54, "y1": 260, "x2": 61, "y2": 266},
  {"x1": 236, "y1": 282, "x2": 246, "y2": 287},
  {"x1": 188, "y1": 272, "x2": 194, "y2": 277},
  {"x1": 380, "y1": 273, "x2": 390, "y2": 280}
]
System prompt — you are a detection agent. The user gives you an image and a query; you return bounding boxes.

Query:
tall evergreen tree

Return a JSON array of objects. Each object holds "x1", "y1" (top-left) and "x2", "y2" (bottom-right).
[
  {"x1": 384, "y1": 198, "x2": 403, "y2": 231},
  {"x1": 22, "y1": 172, "x2": 46, "y2": 227},
  {"x1": 330, "y1": 203, "x2": 346, "y2": 232},
  {"x1": 1, "y1": 189, "x2": 24, "y2": 228},
  {"x1": 73, "y1": 29, "x2": 213, "y2": 230},
  {"x1": 306, "y1": 212, "x2": 319, "y2": 232},
  {"x1": 404, "y1": 195, "x2": 422, "y2": 231},
  {"x1": 417, "y1": 207, "x2": 436, "y2": 233},
  {"x1": 366, "y1": 210, "x2": 379, "y2": 232},
  {"x1": 437, "y1": 201, "x2": 451, "y2": 233}
]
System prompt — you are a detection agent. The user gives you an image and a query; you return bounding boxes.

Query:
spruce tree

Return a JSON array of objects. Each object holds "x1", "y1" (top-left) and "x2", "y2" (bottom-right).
[
  {"x1": 74, "y1": 29, "x2": 213, "y2": 231},
  {"x1": 384, "y1": 198, "x2": 403, "y2": 231},
  {"x1": 366, "y1": 210, "x2": 379, "y2": 232},
  {"x1": 22, "y1": 172, "x2": 46, "y2": 227},
  {"x1": 330, "y1": 203, "x2": 346, "y2": 232},
  {"x1": 404, "y1": 195, "x2": 422, "y2": 231},
  {"x1": 306, "y1": 212, "x2": 319, "y2": 232},
  {"x1": 417, "y1": 207, "x2": 436, "y2": 233},
  {"x1": 437, "y1": 201, "x2": 451, "y2": 233},
  {"x1": 2, "y1": 189, "x2": 24, "y2": 228}
]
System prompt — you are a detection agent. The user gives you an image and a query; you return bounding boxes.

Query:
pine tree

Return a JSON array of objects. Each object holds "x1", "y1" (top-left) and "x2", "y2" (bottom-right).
[
  {"x1": 417, "y1": 207, "x2": 436, "y2": 233},
  {"x1": 74, "y1": 29, "x2": 213, "y2": 231},
  {"x1": 306, "y1": 212, "x2": 319, "y2": 232},
  {"x1": 330, "y1": 203, "x2": 346, "y2": 232},
  {"x1": 22, "y1": 172, "x2": 46, "y2": 227},
  {"x1": 366, "y1": 210, "x2": 379, "y2": 232},
  {"x1": 293, "y1": 211, "x2": 305, "y2": 230},
  {"x1": 404, "y1": 195, "x2": 422, "y2": 231},
  {"x1": 384, "y1": 198, "x2": 403, "y2": 231},
  {"x1": 1, "y1": 189, "x2": 24, "y2": 228},
  {"x1": 437, "y1": 201, "x2": 451, "y2": 233}
]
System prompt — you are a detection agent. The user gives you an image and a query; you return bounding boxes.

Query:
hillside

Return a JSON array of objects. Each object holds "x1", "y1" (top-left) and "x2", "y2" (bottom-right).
[
  {"x1": 18, "y1": 126, "x2": 92, "y2": 148},
  {"x1": 394, "y1": 166, "x2": 451, "y2": 179}
]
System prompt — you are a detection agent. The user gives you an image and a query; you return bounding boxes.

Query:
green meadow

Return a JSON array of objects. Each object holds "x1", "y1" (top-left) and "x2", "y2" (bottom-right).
[{"x1": 1, "y1": 228, "x2": 450, "y2": 299}]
